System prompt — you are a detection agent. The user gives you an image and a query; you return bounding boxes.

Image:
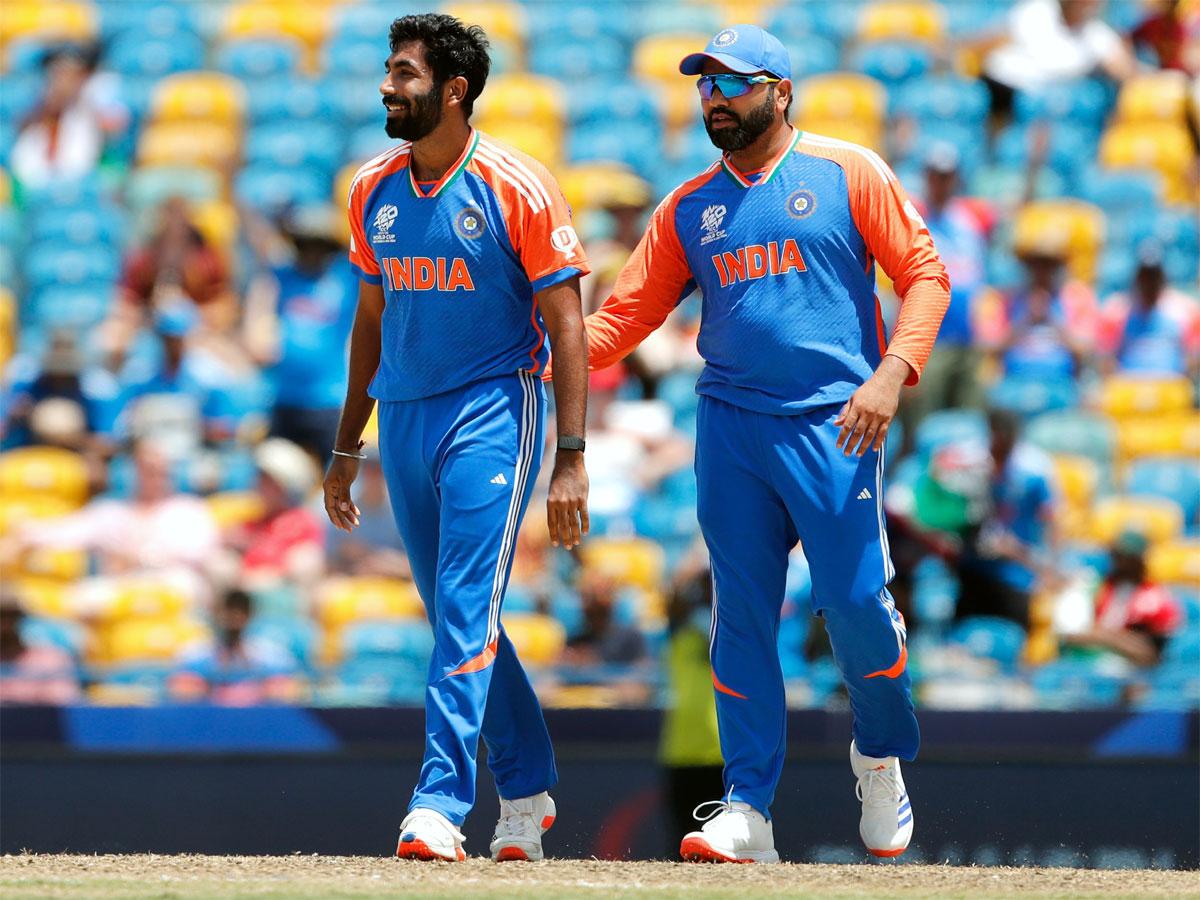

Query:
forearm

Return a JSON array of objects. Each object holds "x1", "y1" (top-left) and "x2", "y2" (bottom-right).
[{"x1": 548, "y1": 316, "x2": 588, "y2": 440}]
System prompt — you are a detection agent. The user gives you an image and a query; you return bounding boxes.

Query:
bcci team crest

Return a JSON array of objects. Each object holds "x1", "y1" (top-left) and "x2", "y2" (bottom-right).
[
  {"x1": 454, "y1": 206, "x2": 486, "y2": 240},
  {"x1": 700, "y1": 203, "x2": 727, "y2": 246},
  {"x1": 372, "y1": 204, "x2": 398, "y2": 243},
  {"x1": 713, "y1": 28, "x2": 738, "y2": 48},
  {"x1": 786, "y1": 189, "x2": 817, "y2": 219}
]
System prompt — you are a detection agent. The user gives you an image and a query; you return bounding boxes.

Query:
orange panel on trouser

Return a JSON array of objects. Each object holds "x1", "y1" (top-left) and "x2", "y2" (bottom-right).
[
  {"x1": 712, "y1": 670, "x2": 748, "y2": 699},
  {"x1": 447, "y1": 638, "x2": 499, "y2": 676},
  {"x1": 864, "y1": 644, "x2": 908, "y2": 680}
]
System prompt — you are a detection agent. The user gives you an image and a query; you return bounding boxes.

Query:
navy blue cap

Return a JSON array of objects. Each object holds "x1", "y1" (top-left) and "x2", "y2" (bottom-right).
[{"x1": 679, "y1": 25, "x2": 792, "y2": 80}]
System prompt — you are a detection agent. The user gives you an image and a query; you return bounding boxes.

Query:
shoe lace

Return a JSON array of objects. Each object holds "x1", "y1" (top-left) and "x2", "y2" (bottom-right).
[
  {"x1": 495, "y1": 800, "x2": 536, "y2": 838},
  {"x1": 691, "y1": 785, "x2": 736, "y2": 823},
  {"x1": 855, "y1": 766, "x2": 902, "y2": 807}
]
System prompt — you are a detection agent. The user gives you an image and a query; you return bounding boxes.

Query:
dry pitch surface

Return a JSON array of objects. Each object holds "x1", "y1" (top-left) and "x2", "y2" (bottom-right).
[{"x1": 2, "y1": 855, "x2": 1198, "y2": 899}]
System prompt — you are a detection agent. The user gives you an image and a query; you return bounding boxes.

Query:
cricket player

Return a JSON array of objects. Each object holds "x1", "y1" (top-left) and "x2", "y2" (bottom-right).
[
  {"x1": 581, "y1": 25, "x2": 950, "y2": 861},
  {"x1": 322, "y1": 14, "x2": 590, "y2": 863}
]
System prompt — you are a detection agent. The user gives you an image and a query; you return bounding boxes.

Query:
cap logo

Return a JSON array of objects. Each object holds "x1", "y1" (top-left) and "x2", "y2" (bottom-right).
[{"x1": 712, "y1": 28, "x2": 738, "y2": 48}]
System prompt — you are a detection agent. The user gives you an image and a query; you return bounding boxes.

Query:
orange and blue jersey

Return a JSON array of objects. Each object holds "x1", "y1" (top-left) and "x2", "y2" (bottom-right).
[
  {"x1": 347, "y1": 129, "x2": 589, "y2": 401},
  {"x1": 585, "y1": 127, "x2": 950, "y2": 414}
]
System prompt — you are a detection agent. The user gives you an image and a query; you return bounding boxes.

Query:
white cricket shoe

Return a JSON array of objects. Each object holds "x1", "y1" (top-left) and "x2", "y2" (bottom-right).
[
  {"x1": 396, "y1": 807, "x2": 466, "y2": 862},
  {"x1": 850, "y1": 740, "x2": 913, "y2": 858},
  {"x1": 679, "y1": 793, "x2": 779, "y2": 864},
  {"x1": 490, "y1": 791, "x2": 557, "y2": 862}
]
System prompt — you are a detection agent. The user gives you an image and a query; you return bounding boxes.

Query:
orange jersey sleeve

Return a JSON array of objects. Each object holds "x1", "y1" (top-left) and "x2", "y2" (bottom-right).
[
  {"x1": 345, "y1": 144, "x2": 412, "y2": 283},
  {"x1": 584, "y1": 185, "x2": 698, "y2": 372},
  {"x1": 802, "y1": 140, "x2": 950, "y2": 385},
  {"x1": 474, "y1": 136, "x2": 590, "y2": 292}
]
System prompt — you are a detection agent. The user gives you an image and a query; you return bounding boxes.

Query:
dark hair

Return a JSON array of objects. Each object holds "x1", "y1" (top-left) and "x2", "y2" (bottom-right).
[
  {"x1": 223, "y1": 589, "x2": 253, "y2": 616},
  {"x1": 389, "y1": 13, "x2": 490, "y2": 117}
]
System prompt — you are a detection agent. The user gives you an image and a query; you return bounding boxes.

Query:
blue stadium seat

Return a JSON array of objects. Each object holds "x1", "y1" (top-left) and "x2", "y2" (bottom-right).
[
  {"x1": 29, "y1": 204, "x2": 127, "y2": 246},
  {"x1": 633, "y1": 5, "x2": 721, "y2": 38},
  {"x1": 245, "y1": 616, "x2": 319, "y2": 672},
  {"x1": 342, "y1": 620, "x2": 434, "y2": 667},
  {"x1": 0, "y1": 71, "x2": 42, "y2": 124},
  {"x1": 1077, "y1": 168, "x2": 1161, "y2": 211},
  {"x1": 914, "y1": 409, "x2": 987, "y2": 458},
  {"x1": 328, "y1": 77, "x2": 386, "y2": 127},
  {"x1": 235, "y1": 162, "x2": 330, "y2": 214},
  {"x1": 1026, "y1": 410, "x2": 1117, "y2": 468},
  {"x1": 912, "y1": 557, "x2": 958, "y2": 630},
  {"x1": 530, "y1": 35, "x2": 628, "y2": 81},
  {"x1": 528, "y1": 3, "x2": 627, "y2": 44},
  {"x1": 849, "y1": 41, "x2": 932, "y2": 86},
  {"x1": 245, "y1": 121, "x2": 345, "y2": 175},
  {"x1": 656, "y1": 369, "x2": 699, "y2": 422},
  {"x1": 27, "y1": 285, "x2": 114, "y2": 330},
  {"x1": 216, "y1": 39, "x2": 303, "y2": 80},
  {"x1": 570, "y1": 80, "x2": 661, "y2": 128},
  {"x1": 778, "y1": 36, "x2": 840, "y2": 81},
  {"x1": 567, "y1": 120, "x2": 661, "y2": 173},
  {"x1": 994, "y1": 122, "x2": 1101, "y2": 184},
  {"x1": 245, "y1": 77, "x2": 338, "y2": 124},
  {"x1": 897, "y1": 120, "x2": 986, "y2": 177},
  {"x1": 765, "y1": 5, "x2": 815, "y2": 43},
  {"x1": 345, "y1": 125, "x2": 395, "y2": 162},
  {"x1": 101, "y1": 0, "x2": 198, "y2": 40},
  {"x1": 24, "y1": 245, "x2": 120, "y2": 293},
  {"x1": 20, "y1": 616, "x2": 86, "y2": 658},
  {"x1": 1030, "y1": 658, "x2": 1125, "y2": 709},
  {"x1": 891, "y1": 75, "x2": 989, "y2": 124},
  {"x1": 1013, "y1": 79, "x2": 1111, "y2": 128},
  {"x1": 106, "y1": 33, "x2": 206, "y2": 78},
  {"x1": 1126, "y1": 458, "x2": 1200, "y2": 525},
  {"x1": 125, "y1": 166, "x2": 224, "y2": 213},
  {"x1": 321, "y1": 34, "x2": 387, "y2": 78},
  {"x1": 947, "y1": 616, "x2": 1027, "y2": 671},
  {"x1": 2, "y1": 40, "x2": 56, "y2": 74},
  {"x1": 332, "y1": 2, "x2": 405, "y2": 41},
  {"x1": 987, "y1": 374, "x2": 1080, "y2": 419}
]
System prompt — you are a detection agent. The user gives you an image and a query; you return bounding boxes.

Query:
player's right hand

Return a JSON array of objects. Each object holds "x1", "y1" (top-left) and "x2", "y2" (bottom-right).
[{"x1": 323, "y1": 456, "x2": 362, "y2": 532}]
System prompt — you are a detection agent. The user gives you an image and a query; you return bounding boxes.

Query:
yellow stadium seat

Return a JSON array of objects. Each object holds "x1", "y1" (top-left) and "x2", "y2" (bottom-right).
[
  {"x1": 10, "y1": 546, "x2": 88, "y2": 582},
  {"x1": 94, "y1": 578, "x2": 191, "y2": 623},
  {"x1": 223, "y1": 2, "x2": 332, "y2": 53},
  {"x1": 98, "y1": 617, "x2": 210, "y2": 665},
  {"x1": 654, "y1": 80, "x2": 707, "y2": 130},
  {"x1": 0, "y1": 496, "x2": 75, "y2": 537},
  {"x1": 472, "y1": 120, "x2": 563, "y2": 171},
  {"x1": 206, "y1": 491, "x2": 266, "y2": 529},
  {"x1": 150, "y1": 73, "x2": 247, "y2": 126},
  {"x1": 1012, "y1": 200, "x2": 1105, "y2": 284},
  {"x1": 1148, "y1": 539, "x2": 1200, "y2": 586},
  {"x1": 559, "y1": 162, "x2": 653, "y2": 215},
  {"x1": 635, "y1": 32, "x2": 713, "y2": 84},
  {"x1": 1053, "y1": 455, "x2": 1099, "y2": 509},
  {"x1": 0, "y1": 2, "x2": 97, "y2": 47},
  {"x1": 138, "y1": 123, "x2": 240, "y2": 169},
  {"x1": 191, "y1": 200, "x2": 239, "y2": 256},
  {"x1": 12, "y1": 577, "x2": 73, "y2": 619},
  {"x1": 859, "y1": 1, "x2": 945, "y2": 43},
  {"x1": 580, "y1": 538, "x2": 665, "y2": 592},
  {"x1": 502, "y1": 613, "x2": 566, "y2": 667},
  {"x1": 0, "y1": 447, "x2": 89, "y2": 508},
  {"x1": 1116, "y1": 414, "x2": 1200, "y2": 462},
  {"x1": 1090, "y1": 495, "x2": 1184, "y2": 546},
  {"x1": 795, "y1": 117, "x2": 884, "y2": 153},
  {"x1": 474, "y1": 73, "x2": 565, "y2": 127},
  {"x1": 1099, "y1": 376, "x2": 1193, "y2": 419},
  {"x1": 794, "y1": 73, "x2": 887, "y2": 126},
  {"x1": 706, "y1": 1, "x2": 777, "y2": 26},
  {"x1": 1115, "y1": 71, "x2": 1191, "y2": 125},
  {"x1": 317, "y1": 576, "x2": 424, "y2": 630},
  {"x1": 1099, "y1": 123, "x2": 1196, "y2": 204},
  {"x1": 443, "y1": 2, "x2": 526, "y2": 54},
  {"x1": 0, "y1": 286, "x2": 13, "y2": 371}
]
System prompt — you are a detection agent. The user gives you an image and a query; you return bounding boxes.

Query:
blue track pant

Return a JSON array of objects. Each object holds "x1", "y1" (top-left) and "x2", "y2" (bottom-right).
[
  {"x1": 696, "y1": 395, "x2": 919, "y2": 819},
  {"x1": 378, "y1": 371, "x2": 557, "y2": 825}
]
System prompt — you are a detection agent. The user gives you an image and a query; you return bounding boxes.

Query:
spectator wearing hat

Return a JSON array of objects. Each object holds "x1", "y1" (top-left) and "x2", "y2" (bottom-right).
[
  {"x1": 1063, "y1": 531, "x2": 1182, "y2": 667},
  {"x1": 226, "y1": 438, "x2": 325, "y2": 592},
  {"x1": 243, "y1": 204, "x2": 359, "y2": 464},
  {"x1": 1097, "y1": 239, "x2": 1200, "y2": 378}
]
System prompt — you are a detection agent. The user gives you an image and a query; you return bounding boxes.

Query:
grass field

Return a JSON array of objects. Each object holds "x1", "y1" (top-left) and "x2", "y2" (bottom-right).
[{"x1": 1, "y1": 855, "x2": 1198, "y2": 899}]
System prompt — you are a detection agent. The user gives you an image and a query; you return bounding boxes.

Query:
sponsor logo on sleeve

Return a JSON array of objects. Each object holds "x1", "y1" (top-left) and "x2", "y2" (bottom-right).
[{"x1": 550, "y1": 225, "x2": 579, "y2": 259}]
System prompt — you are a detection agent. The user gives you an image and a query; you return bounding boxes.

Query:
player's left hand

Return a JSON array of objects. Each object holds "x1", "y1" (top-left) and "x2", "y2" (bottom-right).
[
  {"x1": 547, "y1": 451, "x2": 589, "y2": 549},
  {"x1": 834, "y1": 356, "x2": 910, "y2": 457}
]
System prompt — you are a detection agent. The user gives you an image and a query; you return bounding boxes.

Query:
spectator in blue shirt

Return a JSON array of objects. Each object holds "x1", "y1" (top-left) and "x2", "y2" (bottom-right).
[{"x1": 243, "y1": 205, "x2": 358, "y2": 464}]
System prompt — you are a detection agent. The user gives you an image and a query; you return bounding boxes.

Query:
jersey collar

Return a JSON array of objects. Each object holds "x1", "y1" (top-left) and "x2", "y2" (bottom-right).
[
  {"x1": 408, "y1": 128, "x2": 479, "y2": 199},
  {"x1": 720, "y1": 127, "x2": 800, "y2": 189}
]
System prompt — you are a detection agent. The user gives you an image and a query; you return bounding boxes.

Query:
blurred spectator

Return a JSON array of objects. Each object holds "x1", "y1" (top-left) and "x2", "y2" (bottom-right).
[
  {"x1": 6, "y1": 438, "x2": 218, "y2": 581},
  {"x1": 954, "y1": 408, "x2": 1059, "y2": 627},
  {"x1": 0, "y1": 593, "x2": 81, "y2": 705},
  {"x1": 1097, "y1": 239, "x2": 1200, "y2": 377},
  {"x1": 325, "y1": 448, "x2": 409, "y2": 579},
  {"x1": 658, "y1": 555, "x2": 724, "y2": 853},
  {"x1": 586, "y1": 400, "x2": 693, "y2": 524},
  {"x1": 562, "y1": 569, "x2": 647, "y2": 667},
  {"x1": 225, "y1": 438, "x2": 324, "y2": 592},
  {"x1": 902, "y1": 143, "x2": 990, "y2": 448},
  {"x1": 169, "y1": 589, "x2": 304, "y2": 705},
  {"x1": 104, "y1": 197, "x2": 235, "y2": 361},
  {"x1": 982, "y1": 233, "x2": 1095, "y2": 379},
  {"x1": 1062, "y1": 531, "x2": 1182, "y2": 666},
  {"x1": 10, "y1": 43, "x2": 129, "y2": 192},
  {"x1": 1, "y1": 329, "x2": 120, "y2": 451},
  {"x1": 982, "y1": 0, "x2": 1136, "y2": 119},
  {"x1": 243, "y1": 204, "x2": 358, "y2": 464},
  {"x1": 1130, "y1": 0, "x2": 1200, "y2": 75}
]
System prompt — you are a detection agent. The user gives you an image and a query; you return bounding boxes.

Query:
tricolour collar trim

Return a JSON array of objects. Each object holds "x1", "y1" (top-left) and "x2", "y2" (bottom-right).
[
  {"x1": 720, "y1": 127, "x2": 801, "y2": 189},
  {"x1": 408, "y1": 129, "x2": 479, "y2": 199}
]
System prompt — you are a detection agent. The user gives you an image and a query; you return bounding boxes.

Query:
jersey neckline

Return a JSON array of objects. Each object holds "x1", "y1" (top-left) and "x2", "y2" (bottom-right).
[
  {"x1": 408, "y1": 128, "x2": 480, "y2": 199},
  {"x1": 720, "y1": 127, "x2": 801, "y2": 189}
]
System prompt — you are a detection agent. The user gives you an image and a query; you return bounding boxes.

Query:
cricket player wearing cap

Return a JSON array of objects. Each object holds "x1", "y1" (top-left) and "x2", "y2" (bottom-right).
[{"x1": 579, "y1": 25, "x2": 950, "y2": 861}]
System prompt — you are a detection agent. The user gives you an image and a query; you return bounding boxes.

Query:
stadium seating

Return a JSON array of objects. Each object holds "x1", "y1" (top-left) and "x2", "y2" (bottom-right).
[
  {"x1": 1148, "y1": 540, "x2": 1200, "y2": 587},
  {"x1": 0, "y1": 447, "x2": 90, "y2": 508},
  {"x1": 858, "y1": 1, "x2": 945, "y2": 44},
  {"x1": 1089, "y1": 495, "x2": 1185, "y2": 546}
]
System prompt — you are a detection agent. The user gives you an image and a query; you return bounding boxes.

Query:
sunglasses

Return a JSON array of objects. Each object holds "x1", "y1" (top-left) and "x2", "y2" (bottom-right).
[{"x1": 695, "y1": 73, "x2": 781, "y2": 101}]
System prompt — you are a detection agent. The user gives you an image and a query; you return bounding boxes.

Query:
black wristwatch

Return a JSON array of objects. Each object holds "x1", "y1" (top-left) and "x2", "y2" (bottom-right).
[{"x1": 556, "y1": 435, "x2": 586, "y2": 453}]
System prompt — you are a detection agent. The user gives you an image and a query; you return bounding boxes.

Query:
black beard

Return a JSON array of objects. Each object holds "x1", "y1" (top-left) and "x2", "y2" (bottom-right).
[
  {"x1": 384, "y1": 83, "x2": 444, "y2": 141},
  {"x1": 705, "y1": 88, "x2": 776, "y2": 152}
]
